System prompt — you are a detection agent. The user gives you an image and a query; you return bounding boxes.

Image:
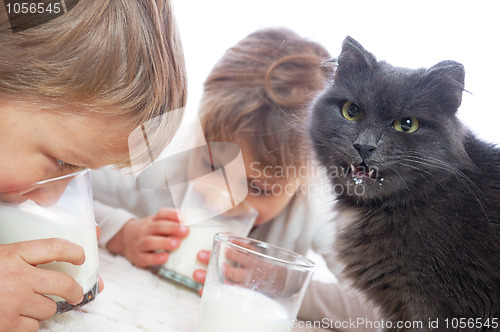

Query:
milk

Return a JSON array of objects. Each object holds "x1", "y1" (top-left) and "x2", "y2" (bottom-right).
[
  {"x1": 0, "y1": 201, "x2": 99, "y2": 302},
  {"x1": 195, "y1": 284, "x2": 291, "y2": 332},
  {"x1": 163, "y1": 208, "x2": 248, "y2": 278}
]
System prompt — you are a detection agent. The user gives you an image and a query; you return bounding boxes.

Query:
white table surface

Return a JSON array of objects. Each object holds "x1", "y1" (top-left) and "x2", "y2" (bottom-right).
[{"x1": 39, "y1": 248, "x2": 329, "y2": 332}]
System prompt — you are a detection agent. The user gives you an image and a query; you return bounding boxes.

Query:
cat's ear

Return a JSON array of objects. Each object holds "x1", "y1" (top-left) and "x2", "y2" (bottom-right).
[
  {"x1": 424, "y1": 60, "x2": 465, "y2": 111},
  {"x1": 335, "y1": 36, "x2": 377, "y2": 80}
]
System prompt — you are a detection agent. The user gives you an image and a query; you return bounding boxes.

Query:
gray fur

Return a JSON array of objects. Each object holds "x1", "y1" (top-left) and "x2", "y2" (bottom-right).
[{"x1": 310, "y1": 36, "x2": 500, "y2": 331}]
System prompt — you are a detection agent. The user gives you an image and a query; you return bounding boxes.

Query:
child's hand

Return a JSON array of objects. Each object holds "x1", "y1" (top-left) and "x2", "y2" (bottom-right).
[
  {"x1": 193, "y1": 250, "x2": 211, "y2": 296},
  {"x1": 106, "y1": 208, "x2": 189, "y2": 268},
  {"x1": 220, "y1": 240, "x2": 287, "y2": 296},
  {"x1": 95, "y1": 225, "x2": 104, "y2": 293},
  {"x1": 0, "y1": 238, "x2": 85, "y2": 332}
]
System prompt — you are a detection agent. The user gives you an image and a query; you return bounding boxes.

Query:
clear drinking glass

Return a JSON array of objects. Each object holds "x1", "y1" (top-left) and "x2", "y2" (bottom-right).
[
  {"x1": 195, "y1": 233, "x2": 315, "y2": 332},
  {"x1": 159, "y1": 181, "x2": 257, "y2": 292},
  {"x1": 0, "y1": 169, "x2": 99, "y2": 314}
]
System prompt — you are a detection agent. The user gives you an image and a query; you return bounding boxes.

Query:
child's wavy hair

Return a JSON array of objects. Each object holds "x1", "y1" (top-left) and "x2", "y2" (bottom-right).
[
  {"x1": 199, "y1": 27, "x2": 334, "y2": 171},
  {"x1": 0, "y1": 0, "x2": 187, "y2": 167}
]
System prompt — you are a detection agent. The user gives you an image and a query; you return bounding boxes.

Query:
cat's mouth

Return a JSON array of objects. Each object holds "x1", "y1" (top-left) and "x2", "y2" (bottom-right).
[{"x1": 348, "y1": 162, "x2": 378, "y2": 183}]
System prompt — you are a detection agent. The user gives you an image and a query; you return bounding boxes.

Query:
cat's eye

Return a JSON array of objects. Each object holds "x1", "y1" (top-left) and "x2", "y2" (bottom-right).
[
  {"x1": 393, "y1": 117, "x2": 420, "y2": 133},
  {"x1": 341, "y1": 101, "x2": 362, "y2": 122}
]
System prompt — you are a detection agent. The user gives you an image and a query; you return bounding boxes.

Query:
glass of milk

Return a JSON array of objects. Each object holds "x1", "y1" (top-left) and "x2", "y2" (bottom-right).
[
  {"x1": 0, "y1": 169, "x2": 99, "y2": 314},
  {"x1": 195, "y1": 233, "x2": 315, "y2": 332},
  {"x1": 159, "y1": 181, "x2": 257, "y2": 292}
]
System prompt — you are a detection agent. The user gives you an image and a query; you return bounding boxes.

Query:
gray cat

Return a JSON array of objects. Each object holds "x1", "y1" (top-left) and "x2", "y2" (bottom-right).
[{"x1": 310, "y1": 36, "x2": 500, "y2": 331}]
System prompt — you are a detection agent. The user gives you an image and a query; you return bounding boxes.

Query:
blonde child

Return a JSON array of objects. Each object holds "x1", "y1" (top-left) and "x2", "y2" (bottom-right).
[{"x1": 0, "y1": 1, "x2": 186, "y2": 330}]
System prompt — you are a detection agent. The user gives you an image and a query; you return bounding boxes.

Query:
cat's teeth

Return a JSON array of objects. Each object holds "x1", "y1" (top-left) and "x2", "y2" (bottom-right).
[
  {"x1": 369, "y1": 169, "x2": 375, "y2": 178},
  {"x1": 350, "y1": 164, "x2": 356, "y2": 174}
]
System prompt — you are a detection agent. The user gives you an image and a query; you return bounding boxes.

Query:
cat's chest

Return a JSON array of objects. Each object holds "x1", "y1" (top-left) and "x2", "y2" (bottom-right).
[
  {"x1": 334, "y1": 202, "x2": 432, "y2": 259},
  {"x1": 333, "y1": 202, "x2": 438, "y2": 298}
]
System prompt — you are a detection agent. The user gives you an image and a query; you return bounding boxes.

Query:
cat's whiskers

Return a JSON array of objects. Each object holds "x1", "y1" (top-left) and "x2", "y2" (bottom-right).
[
  {"x1": 405, "y1": 153, "x2": 484, "y2": 199},
  {"x1": 390, "y1": 167, "x2": 412, "y2": 196},
  {"x1": 403, "y1": 153, "x2": 491, "y2": 225},
  {"x1": 390, "y1": 154, "x2": 449, "y2": 190},
  {"x1": 394, "y1": 161, "x2": 446, "y2": 190}
]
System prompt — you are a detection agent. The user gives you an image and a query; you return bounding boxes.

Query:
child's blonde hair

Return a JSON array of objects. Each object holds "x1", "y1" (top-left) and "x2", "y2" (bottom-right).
[
  {"x1": 199, "y1": 27, "x2": 333, "y2": 170},
  {"x1": 0, "y1": 0, "x2": 186, "y2": 166}
]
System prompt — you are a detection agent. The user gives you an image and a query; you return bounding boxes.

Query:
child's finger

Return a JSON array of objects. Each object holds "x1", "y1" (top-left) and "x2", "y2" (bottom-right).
[
  {"x1": 197, "y1": 250, "x2": 211, "y2": 264},
  {"x1": 15, "y1": 238, "x2": 85, "y2": 266},
  {"x1": 222, "y1": 262, "x2": 251, "y2": 284},
  {"x1": 138, "y1": 235, "x2": 182, "y2": 252},
  {"x1": 14, "y1": 317, "x2": 40, "y2": 332},
  {"x1": 153, "y1": 208, "x2": 184, "y2": 223},
  {"x1": 133, "y1": 252, "x2": 169, "y2": 268},
  {"x1": 148, "y1": 221, "x2": 189, "y2": 237},
  {"x1": 224, "y1": 245, "x2": 261, "y2": 269},
  {"x1": 31, "y1": 268, "x2": 84, "y2": 305},
  {"x1": 99, "y1": 276, "x2": 104, "y2": 293},
  {"x1": 193, "y1": 269, "x2": 206, "y2": 284},
  {"x1": 20, "y1": 293, "x2": 57, "y2": 321}
]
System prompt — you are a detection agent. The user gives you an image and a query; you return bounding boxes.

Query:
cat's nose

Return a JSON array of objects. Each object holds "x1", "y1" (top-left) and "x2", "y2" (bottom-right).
[{"x1": 354, "y1": 143, "x2": 376, "y2": 160}]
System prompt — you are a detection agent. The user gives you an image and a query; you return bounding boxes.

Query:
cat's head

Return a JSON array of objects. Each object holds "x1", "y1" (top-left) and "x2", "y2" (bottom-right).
[{"x1": 310, "y1": 36, "x2": 470, "y2": 203}]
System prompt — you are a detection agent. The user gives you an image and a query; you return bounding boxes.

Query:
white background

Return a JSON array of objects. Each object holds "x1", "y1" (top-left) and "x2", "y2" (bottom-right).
[{"x1": 172, "y1": 0, "x2": 500, "y2": 144}]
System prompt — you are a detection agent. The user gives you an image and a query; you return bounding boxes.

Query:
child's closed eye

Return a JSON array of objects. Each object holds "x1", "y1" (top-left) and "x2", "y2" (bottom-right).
[{"x1": 56, "y1": 159, "x2": 83, "y2": 172}]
